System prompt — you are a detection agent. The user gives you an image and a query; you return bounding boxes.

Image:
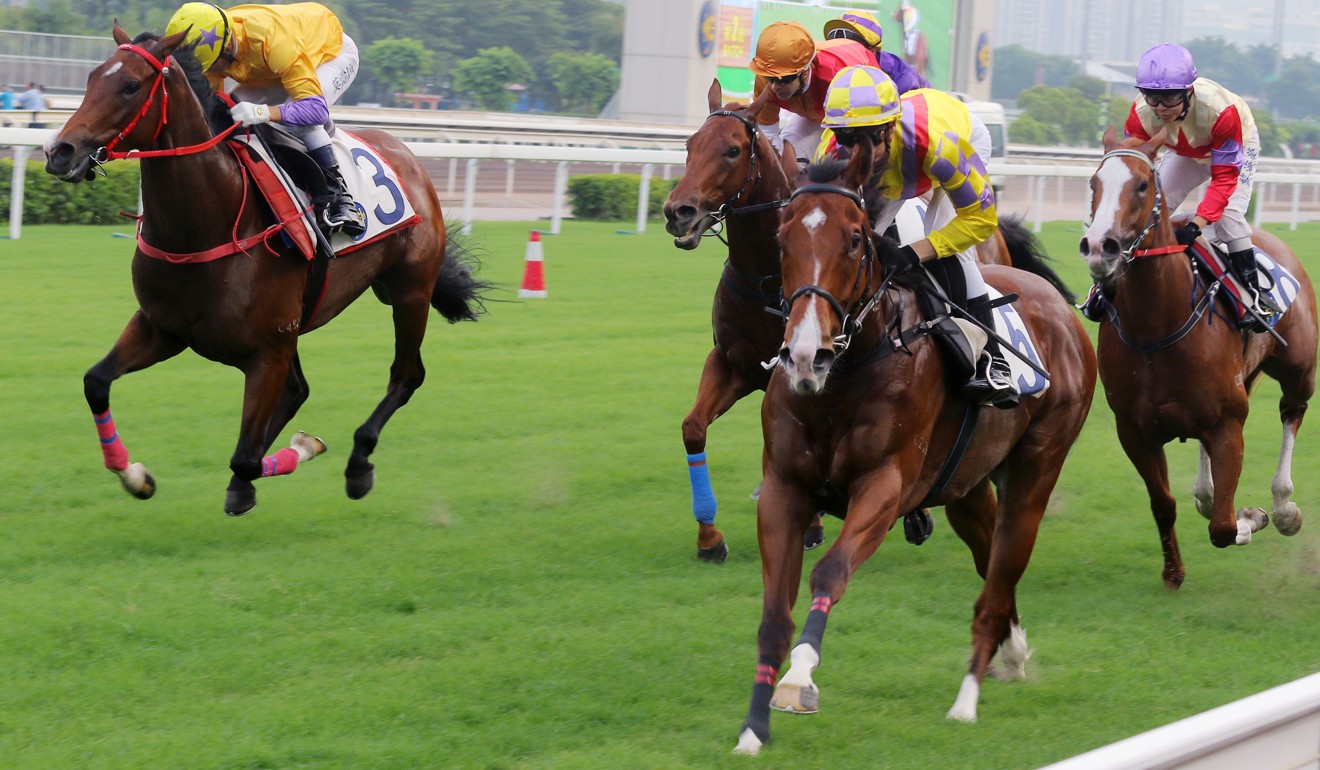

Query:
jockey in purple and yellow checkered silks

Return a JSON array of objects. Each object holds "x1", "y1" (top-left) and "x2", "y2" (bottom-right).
[{"x1": 821, "y1": 65, "x2": 901, "y2": 130}]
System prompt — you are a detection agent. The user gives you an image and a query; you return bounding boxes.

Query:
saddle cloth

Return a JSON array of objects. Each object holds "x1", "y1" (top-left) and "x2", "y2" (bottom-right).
[
  {"x1": 230, "y1": 129, "x2": 421, "y2": 258},
  {"x1": 1190, "y1": 241, "x2": 1302, "y2": 328},
  {"x1": 986, "y1": 285, "x2": 1049, "y2": 399}
]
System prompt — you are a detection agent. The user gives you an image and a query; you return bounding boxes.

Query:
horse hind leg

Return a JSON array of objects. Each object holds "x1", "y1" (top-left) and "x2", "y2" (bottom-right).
[
  {"x1": 1271, "y1": 410, "x2": 1307, "y2": 536},
  {"x1": 1193, "y1": 444, "x2": 1214, "y2": 520}
]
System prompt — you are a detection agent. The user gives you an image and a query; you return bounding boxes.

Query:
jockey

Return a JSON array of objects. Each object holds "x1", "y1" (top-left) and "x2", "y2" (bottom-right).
[
  {"x1": 748, "y1": 21, "x2": 889, "y2": 159},
  {"x1": 1124, "y1": 42, "x2": 1272, "y2": 327},
  {"x1": 822, "y1": 10, "x2": 930, "y2": 94},
  {"x1": 165, "y1": 2, "x2": 367, "y2": 238},
  {"x1": 814, "y1": 66, "x2": 1014, "y2": 408}
]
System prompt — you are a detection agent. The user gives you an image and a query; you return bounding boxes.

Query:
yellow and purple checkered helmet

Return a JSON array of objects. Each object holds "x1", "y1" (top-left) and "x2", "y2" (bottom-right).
[
  {"x1": 821, "y1": 65, "x2": 901, "y2": 129},
  {"x1": 823, "y1": 10, "x2": 884, "y2": 51}
]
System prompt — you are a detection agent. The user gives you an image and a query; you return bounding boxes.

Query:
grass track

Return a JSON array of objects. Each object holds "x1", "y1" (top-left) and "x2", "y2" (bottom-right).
[{"x1": 0, "y1": 220, "x2": 1317, "y2": 769}]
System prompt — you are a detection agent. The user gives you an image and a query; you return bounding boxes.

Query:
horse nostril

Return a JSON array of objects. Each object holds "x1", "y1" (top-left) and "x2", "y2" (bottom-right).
[
  {"x1": 813, "y1": 349, "x2": 834, "y2": 374},
  {"x1": 778, "y1": 347, "x2": 791, "y2": 367},
  {"x1": 1102, "y1": 237, "x2": 1121, "y2": 256},
  {"x1": 1078, "y1": 237, "x2": 1089, "y2": 255}
]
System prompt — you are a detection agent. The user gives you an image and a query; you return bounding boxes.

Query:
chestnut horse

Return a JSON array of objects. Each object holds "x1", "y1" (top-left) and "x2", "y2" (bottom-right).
[
  {"x1": 662, "y1": 80, "x2": 1059, "y2": 562},
  {"x1": 1081, "y1": 128, "x2": 1317, "y2": 588},
  {"x1": 733, "y1": 140, "x2": 1096, "y2": 754},
  {"x1": 43, "y1": 27, "x2": 486, "y2": 515}
]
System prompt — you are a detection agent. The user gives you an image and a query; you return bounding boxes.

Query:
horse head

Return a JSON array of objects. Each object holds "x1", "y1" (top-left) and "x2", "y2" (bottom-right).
[
  {"x1": 663, "y1": 80, "x2": 789, "y2": 249},
  {"x1": 1079, "y1": 125, "x2": 1170, "y2": 285},
  {"x1": 775, "y1": 136, "x2": 879, "y2": 394},
  {"x1": 45, "y1": 23, "x2": 202, "y2": 182}
]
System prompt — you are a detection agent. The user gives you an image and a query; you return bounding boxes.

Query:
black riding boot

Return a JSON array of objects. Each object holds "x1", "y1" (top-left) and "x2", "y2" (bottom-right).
[
  {"x1": 1228, "y1": 247, "x2": 1277, "y2": 331},
  {"x1": 308, "y1": 145, "x2": 367, "y2": 237},
  {"x1": 962, "y1": 294, "x2": 1018, "y2": 409}
]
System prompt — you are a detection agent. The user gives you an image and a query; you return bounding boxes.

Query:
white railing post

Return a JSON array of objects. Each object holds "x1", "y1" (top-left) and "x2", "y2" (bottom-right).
[
  {"x1": 635, "y1": 163, "x2": 654, "y2": 234},
  {"x1": 1290, "y1": 182, "x2": 1301, "y2": 230},
  {"x1": 550, "y1": 161, "x2": 569, "y2": 236},
  {"x1": 1253, "y1": 182, "x2": 1263, "y2": 229},
  {"x1": 446, "y1": 157, "x2": 457, "y2": 195},
  {"x1": 1033, "y1": 175, "x2": 1045, "y2": 233},
  {"x1": 505, "y1": 159, "x2": 515, "y2": 197},
  {"x1": 9, "y1": 145, "x2": 29, "y2": 240},
  {"x1": 462, "y1": 158, "x2": 478, "y2": 236}
]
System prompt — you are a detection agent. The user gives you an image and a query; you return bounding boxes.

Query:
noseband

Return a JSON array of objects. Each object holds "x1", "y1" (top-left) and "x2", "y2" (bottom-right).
[{"x1": 780, "y1": 183, "x2": 887, "y2": 353}]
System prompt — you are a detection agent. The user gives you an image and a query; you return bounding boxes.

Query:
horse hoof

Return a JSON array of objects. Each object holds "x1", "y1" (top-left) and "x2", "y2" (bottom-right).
[
  {"x1": 346, "y1": 466, "x2": 375, "y2": 500},
  {"x1": 733, "y1": 727, "x2": 765, "y2": 756},
  {"x1": 803, "y1": 524, "x2": 825, "y2": 550},
  {"x1": 770, "y1": 682, "x2": 819, "y2": 714},
  {"x1": 116, "y1": 463, "x2": 156, "y2": 500},
  {"x1": 291, "y1": 430, "x2": 327, "y2": 461},
  {"x1": 224, "y1": 488, "x2": 256, "y2": 517},
  {"x1": 697, "y1": 539, "x2": 729, "y2": 563},
  {"x1": 1274, "y1": 502, "x2": 1302, "y2": 536}
]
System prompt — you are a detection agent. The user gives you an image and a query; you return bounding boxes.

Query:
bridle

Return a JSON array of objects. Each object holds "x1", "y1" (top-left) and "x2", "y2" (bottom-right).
[
  {"x1": 699, "y1": 109, "x2": 789, "y2": 242},
  {"x1": 91, "y1": 42, "x2": 238, "y2": 169},
  {"x1": 1094, "y1": 147, "x2": 1185, "y2": 261},
  {"x1": 778, "y1": 183, "x2": 893, "y2": 354}
]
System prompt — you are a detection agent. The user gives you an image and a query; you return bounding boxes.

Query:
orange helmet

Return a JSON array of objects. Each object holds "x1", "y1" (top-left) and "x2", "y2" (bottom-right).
[{"x1": 750, "y1": 21, "x2": 815, "y2": 78}]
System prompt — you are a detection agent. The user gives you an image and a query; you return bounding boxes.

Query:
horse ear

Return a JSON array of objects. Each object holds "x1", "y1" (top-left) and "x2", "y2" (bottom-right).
[
  {"x1": 707, "y1": 79, "x2": 722, "y2": 113},
  {"x1": 746, "y1": 84, "x2": 773, "y2": 121},
  {"x1": 112, "y1": 20, "x2": 130, "y2": 45},
  {"x1": 1101, "y1": 126, "x2": 1119, "y2": 152},
  {"x1": 843, "y1": 135, "x2": 873, "y2": 189},
  {"x1": 159, "y1": 26, "x2": 191, "y2": 59},
  {"x1": 1140, "y1": 128, "x2": 1166, "y2": 160}
]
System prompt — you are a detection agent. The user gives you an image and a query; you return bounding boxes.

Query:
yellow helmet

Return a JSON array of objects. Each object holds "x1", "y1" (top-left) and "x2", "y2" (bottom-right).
[
  {"x1": 750, "y1": 21, "x2": 815, "y2": 78},
  {"x1": 823, "y1": 10, "x2": 884, "y2": 51},
  {"x1": 821, "y1": 66, "x2": 902, "y2": 129},
  {"x1": 164, "y1": 2, "x2": 231, "y2": 71}
]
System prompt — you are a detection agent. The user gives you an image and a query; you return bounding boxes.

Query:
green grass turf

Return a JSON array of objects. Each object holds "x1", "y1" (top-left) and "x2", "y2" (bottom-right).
[{"x1": 0, "y1": 219, "x2": 1317, "y2": 769}]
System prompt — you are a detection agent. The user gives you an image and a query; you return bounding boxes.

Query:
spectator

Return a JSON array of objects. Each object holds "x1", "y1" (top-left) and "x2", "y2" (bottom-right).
[
  {"x1": 0, "y1": 84, "x2": 13, "y2": 127},
  {"x1": 17, "y1": 83, "x2": 47, "y2": 128}
]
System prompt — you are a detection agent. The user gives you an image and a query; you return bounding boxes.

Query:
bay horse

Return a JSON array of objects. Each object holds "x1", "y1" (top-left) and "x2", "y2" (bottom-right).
[
  {"x1": 733, "y1": 138, "x2": 1097, "y2": 754},
  {"x1": 662, "y1": 80, "x2": 1061, "y2": 562},
  {"x1": 1081, "y1": 127, "x2": 1317, "y2": 588},
  {"x1": 43, "y1": 26, "x2": 486, "y2": 515}
]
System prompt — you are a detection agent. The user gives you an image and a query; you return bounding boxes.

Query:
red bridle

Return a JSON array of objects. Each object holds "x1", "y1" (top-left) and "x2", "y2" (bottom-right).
[{"x1": 100, "y1": 42, "x2": 238, "y2": 161}]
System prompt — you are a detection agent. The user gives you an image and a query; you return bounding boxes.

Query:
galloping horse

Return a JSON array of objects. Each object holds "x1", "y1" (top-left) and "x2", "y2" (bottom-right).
[
  {"x1": 733, "y1": 139, "x2": 1096, "y2": 754},
  {"x1": 1081, "y1": 128, "x2": 1317, "y2": 588},
  {"x1": 43, "y1": 26, "x2": 486, "y2": 515},
  {"x1": 662, "y1": 80, "x2": 1060, "y2": 562}
]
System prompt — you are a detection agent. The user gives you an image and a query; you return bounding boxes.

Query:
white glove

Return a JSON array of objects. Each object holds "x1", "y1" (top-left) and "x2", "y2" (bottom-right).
[{"x1": 230, "y1": 101, "x2": 271, "y2": 127}]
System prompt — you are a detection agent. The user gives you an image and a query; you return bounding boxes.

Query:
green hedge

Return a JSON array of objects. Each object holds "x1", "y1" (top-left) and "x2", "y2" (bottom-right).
[
  {"x1": 567, "y1": 173, "x2": 678, "y2": 221},
  {"x1": 0, "y1": 159, "x2": 142, "y2": 225}
]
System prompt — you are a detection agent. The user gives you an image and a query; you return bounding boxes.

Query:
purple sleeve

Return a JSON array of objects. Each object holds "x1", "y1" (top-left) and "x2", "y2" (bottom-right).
[
  {"x1": 279, "y1": 95, "x2": 329, "y2": 126},
  {"x1": 877, "y1": 50, "x2": 931, "y2": 94}
]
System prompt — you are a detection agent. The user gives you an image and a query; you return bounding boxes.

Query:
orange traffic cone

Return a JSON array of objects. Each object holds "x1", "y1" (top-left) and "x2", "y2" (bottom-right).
[{"x1": 518, "y1": 230, "x2": 547, "y2": 298}]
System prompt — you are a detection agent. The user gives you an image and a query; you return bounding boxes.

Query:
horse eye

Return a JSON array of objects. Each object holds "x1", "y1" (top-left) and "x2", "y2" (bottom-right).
[
  {"x1": 1136, "y1": 180, "x2": 1149, "y2": 194},
  {"x1": 851, "y1": 232, "x2": 863, "y2": 251},
  {"x1": 725, "y1": 146, "x2": 740, "y2": 159},
  {"x1": 121, "y1": 81, "x2": 142, "y2": 96}
]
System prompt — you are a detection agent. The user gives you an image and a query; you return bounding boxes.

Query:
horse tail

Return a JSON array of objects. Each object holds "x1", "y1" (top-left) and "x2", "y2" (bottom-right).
[
  {"x1": 999, "y1": 215, "x2": 1075, "y2": 304},
  {"x1": 432, "y1": 221, "x2": 493, "y2": 322}
]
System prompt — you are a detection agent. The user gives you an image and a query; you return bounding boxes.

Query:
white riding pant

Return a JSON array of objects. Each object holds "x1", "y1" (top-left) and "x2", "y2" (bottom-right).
[
  {"x1": 228, "y1": 33, "x2": 359, "y2": 151},
  {"x1": 1157, "y1": 130, "x2": 1259, "y2": 252}
]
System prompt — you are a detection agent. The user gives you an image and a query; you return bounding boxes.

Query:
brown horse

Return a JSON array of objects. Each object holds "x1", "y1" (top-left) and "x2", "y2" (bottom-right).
[
  {"x1": 1080, "y1": 128, "x2": 1317, "y2": 588},
  {"x1": 661, "y1": 81, "x2": 1053, "y2": 562},
  {"x1": 43, "y1": 26, "x2": 485, "y2": 515},
  {"x1": 733, "y1": 139, "x2": 1096, "y2": 754}
]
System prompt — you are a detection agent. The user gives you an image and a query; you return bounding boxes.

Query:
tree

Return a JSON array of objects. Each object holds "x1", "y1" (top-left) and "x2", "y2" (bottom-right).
[
  {"x1": 991, "y1": 44, "x2": 1079, "y2": 103},
  {"x1": 453, "y1": 47, "x2": 534, "y2": 111},
  {"x1": 1016, "y1": 85, "x2": 1102, "y2": 145},
  {"x1": 1184, "y1": 36, "x2": 1263, "y2": 96},
  {"x1": 362, "y1": 37, "x2": 436, "y2": 106},
  {"x1": 1265, "y1": 56, "x2": 1320, "y2": 120},
  {"x1": 1008, "y1": 113, "x2": 1059, "y2": 145},
  {"x1": 546, "y1": 52, "x2": 618, "y2": 115}
]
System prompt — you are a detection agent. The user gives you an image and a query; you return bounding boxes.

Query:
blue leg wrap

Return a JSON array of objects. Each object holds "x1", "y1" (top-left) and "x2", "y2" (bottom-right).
[{"x1": 687, "y1": 452, "x2": 717, "y2": 524}]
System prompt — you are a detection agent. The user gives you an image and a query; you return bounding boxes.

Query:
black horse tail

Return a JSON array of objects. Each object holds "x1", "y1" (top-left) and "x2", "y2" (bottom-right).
[
  {"x1": 432, "y1": 221, "x2": 494, "y2": 323},
  {"x1": 999, "y1": 215, "x2": 1075, "y2": 304}
]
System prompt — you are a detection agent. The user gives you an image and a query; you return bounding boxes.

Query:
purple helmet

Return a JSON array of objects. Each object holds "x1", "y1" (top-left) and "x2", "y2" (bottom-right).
[{"x1": 1135, "y1": 44, "x2": 1197, "y2": 90}]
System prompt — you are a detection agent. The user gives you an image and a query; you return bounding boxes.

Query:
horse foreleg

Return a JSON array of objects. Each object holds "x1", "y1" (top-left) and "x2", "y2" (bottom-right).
[
  {"x1": 225, "y1": 354, "x2": 293, "y2": 516},
  {"x1": 346, "y1": 299, "x2": 430, "y2": 500},
  {"x1": 1116, "y1": 421, "x2": 1184, "y2": 588},
  {"x1": 1272, "y1": 410, "x2": 1307, "y2": 536},
  {"x1": 1200, "y1": 422, "x2": 1262, "y2": 547},
  {"x1": 683, "y1": 349, "x2": 755, "y2": 563},
  {"x1": 84, "y1": 311, "x2": 186, "y2": 500},
  {"x1": 771, "y1": 472, "x2": 902, "y2": 717},
  {"x1": 734, "y1": 473, "x2": 812, "y2": 756}
]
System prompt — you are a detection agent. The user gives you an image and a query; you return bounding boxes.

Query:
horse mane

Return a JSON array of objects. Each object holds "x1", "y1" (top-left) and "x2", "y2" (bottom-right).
[
  {"x1": 803, "y1": 158, "x2": 848, "y2": 184},
  {"x1": 131, "y1": 31, "x2": 232, "y2": 135}
]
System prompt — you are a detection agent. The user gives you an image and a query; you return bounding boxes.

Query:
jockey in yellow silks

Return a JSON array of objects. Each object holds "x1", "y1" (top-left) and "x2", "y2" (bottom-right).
[
  {"x1": 813, "y1": 66, "x2": 1014, "y2": 407},
  {"x1": 165, "y1": 2, "x2": 367, "y2": 237}
]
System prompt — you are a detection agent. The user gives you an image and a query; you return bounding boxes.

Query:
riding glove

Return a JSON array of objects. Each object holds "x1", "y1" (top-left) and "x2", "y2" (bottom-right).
[
  {"x1": 1174, "y1": 221, "x2": 1201, "y2": 248},
  {"x1": 891, "y1": 244, "x2": 921, "y2": 274},
  {"x1": 230, "y1": 101, "x2": 272, "y2": 127}
]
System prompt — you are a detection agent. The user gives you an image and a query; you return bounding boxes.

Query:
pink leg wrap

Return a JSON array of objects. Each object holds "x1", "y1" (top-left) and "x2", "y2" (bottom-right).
[
  {"x1": 93, "y1": 410, "x2": 129, "y2": 472},
  {"x1": 260, "y1": 447, "x2": 301, "y2": 478}
]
